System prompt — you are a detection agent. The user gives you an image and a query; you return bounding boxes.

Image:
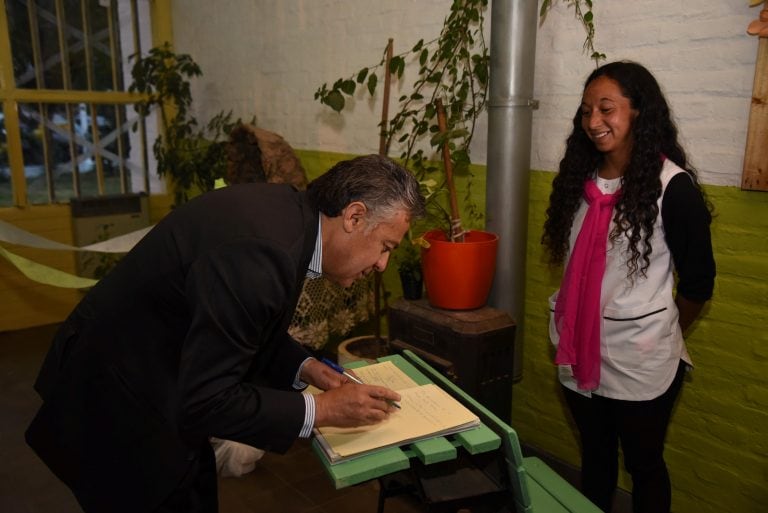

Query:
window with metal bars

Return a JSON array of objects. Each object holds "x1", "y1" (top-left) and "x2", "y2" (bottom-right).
[{"x1": 0, "y1": 0, "x2": 164, "y2": 207}]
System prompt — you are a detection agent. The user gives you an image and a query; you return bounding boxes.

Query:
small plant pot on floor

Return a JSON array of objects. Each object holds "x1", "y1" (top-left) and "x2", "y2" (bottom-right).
[{"x1": 336, "y1": 335, "x2": 391, "y2": 366}]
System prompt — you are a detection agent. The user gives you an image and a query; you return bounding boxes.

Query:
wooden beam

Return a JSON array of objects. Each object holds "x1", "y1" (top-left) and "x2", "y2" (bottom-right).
[{"x1": 742, "y1": 36, "x2": 768, "y2": 190}]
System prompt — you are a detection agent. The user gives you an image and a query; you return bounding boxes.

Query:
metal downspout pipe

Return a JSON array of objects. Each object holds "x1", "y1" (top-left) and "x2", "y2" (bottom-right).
[{"x1": 485, "y1": 0, "x2": 538, "y2": 382}]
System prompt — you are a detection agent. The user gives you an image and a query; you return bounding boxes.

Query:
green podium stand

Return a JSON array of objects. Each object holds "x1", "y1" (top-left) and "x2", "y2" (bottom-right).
[{"x1": 311, "y1": 350, "x2": 601, "y2": 513}]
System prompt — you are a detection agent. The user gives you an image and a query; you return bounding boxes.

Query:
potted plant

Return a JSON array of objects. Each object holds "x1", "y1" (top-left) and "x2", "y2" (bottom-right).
[
  {"x1": 316, "y1": 0, "x2": 491, "y2": 309},
  {"x1": 316, "y1": 1, "x2": 603, "y2": 311},
  {"x1": 394, "y1": 237, "x2": 424, "y2": 300},
  {"x1": 322, "y1": 2, "x2": 606, "y2": 372}
]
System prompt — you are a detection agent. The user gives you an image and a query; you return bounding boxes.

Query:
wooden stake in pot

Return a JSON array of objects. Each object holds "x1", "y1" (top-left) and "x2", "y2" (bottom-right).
[
  {"x1": 373, "y1": 38, "x2": 395, "y2": 342},
  {"x1": 379, "y1": 38, "x2": 394, "y2": 156},
  {"x1": 435, "y1": 98, "x2": 465, "y2": 242}
]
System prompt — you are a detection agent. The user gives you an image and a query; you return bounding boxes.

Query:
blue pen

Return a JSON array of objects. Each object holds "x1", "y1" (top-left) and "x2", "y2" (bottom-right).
[{"x1": 320, "y1": 358, "x2": 401, "y2": 409}]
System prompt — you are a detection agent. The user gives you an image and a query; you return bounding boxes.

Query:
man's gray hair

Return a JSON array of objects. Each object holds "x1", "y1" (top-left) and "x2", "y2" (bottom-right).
[{"x1": 307, "y1": 154, "x2": 426, "y2": 228}]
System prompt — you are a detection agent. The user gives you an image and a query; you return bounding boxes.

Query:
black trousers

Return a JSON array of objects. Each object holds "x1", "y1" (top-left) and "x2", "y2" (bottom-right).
[
  {"x1": 154, "y1": 441, "x2": 219, "y2": 513},
  {"x1": 562, "y1": 360, "x2": 686, "y2": 513}
]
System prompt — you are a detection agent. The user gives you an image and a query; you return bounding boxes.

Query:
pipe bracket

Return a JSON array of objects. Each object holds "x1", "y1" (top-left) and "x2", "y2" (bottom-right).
[{"x1": 489, "y1": 97, "x2": 539, "y2": 109}]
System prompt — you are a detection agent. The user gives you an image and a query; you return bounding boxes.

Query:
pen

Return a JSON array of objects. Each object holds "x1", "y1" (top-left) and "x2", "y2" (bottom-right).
[
  {"x1": 321, "y1": 357, "x2": 364, "y2": 384},
  {"x1": 320, "y1": 358, "x2": 401, "y2": 409}
]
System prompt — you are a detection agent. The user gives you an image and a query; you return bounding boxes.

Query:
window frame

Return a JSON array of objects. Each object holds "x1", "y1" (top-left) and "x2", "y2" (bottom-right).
[{"x1": 0, "y1": 0, "x2": 173, "y2": 208}]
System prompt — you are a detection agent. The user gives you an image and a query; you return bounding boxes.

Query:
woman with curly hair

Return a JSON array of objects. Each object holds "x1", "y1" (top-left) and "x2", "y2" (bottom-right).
[{"x1": 542, "y1": 61, "x2": 715, "y2": 513}]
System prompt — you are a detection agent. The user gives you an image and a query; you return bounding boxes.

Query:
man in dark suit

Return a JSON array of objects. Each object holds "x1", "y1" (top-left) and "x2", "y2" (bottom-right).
[{"x1": 25, "y1": 154, "x2": 426, "y2": 513}]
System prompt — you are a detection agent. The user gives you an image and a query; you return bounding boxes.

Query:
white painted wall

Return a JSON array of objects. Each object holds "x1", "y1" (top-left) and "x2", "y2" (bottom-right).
[{"x1": 172, "y1": 0, "x2": 760, "y2": 187}]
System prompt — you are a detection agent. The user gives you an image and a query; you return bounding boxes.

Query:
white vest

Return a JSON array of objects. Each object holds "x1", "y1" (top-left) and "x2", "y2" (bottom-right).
[{"x1": 549, "y1": 159, "x2": 691, "y2": 400}]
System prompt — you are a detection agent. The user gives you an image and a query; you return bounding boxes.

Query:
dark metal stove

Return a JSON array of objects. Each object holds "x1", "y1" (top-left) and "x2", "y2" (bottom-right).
[{"x1": 387, "y1": 298, "x2": 516, "y2": 422}]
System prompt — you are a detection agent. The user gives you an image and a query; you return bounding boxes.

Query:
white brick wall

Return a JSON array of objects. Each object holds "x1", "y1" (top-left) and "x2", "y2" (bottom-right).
[{"x1": 172, "y1": 0, "x2": 759, "y2": 186}]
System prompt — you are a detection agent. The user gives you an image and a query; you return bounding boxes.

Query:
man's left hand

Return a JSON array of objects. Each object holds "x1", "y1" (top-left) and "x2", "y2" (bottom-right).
[{"x1": 300, "y1": 358, "x2": 350, "y2": 390}]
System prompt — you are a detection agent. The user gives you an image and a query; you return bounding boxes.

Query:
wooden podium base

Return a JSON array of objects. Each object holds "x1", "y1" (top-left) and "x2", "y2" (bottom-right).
[{"x1": 388, "y1": 298, "x2": 516, "y2": 422}]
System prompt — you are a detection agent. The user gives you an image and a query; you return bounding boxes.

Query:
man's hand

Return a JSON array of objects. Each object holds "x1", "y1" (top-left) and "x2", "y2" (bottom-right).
[
  {"x1": 313, "y1": 384, "x2": 401, "y2": 428},
  {"x1": 300, "y1": 358, "x2": 350, "y2": 390}
]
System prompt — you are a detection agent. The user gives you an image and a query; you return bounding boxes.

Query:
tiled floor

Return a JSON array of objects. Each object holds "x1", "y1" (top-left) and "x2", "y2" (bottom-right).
[{"x1": 0, "y1": 324, "x2": 431, "y2": 513}]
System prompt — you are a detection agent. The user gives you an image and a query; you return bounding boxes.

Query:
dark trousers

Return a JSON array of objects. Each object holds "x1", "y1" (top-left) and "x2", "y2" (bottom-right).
[
  {"x1": 562, "y1": 361, "x2": 686, "y2": 513},
  {"x1": 154, "y1": 442, "x2": 219, "y2": 513}
]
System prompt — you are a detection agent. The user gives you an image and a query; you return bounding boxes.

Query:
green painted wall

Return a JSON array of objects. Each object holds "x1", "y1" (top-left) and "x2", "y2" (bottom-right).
[{"x1": 297, "y1": 150, "x2": 768, "y2": 513}]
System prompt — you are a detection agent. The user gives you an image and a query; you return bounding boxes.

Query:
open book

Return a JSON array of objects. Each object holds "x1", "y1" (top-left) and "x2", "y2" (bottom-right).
[{"x1": 311, "y1": 360, "x2": 480, "y2": 464}]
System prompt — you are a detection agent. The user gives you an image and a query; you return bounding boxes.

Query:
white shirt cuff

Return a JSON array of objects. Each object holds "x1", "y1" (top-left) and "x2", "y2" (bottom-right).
[
  {"x1": 293, "y1": 357, "x2": 316, "y2": 390},
  {"x1": 299, "y1": 393, "x2": 315, "y2": 438}
]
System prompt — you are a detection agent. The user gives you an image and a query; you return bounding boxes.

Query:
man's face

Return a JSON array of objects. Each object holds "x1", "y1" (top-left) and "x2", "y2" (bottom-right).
[{"x1": 322, "y1": 203, "x2": 410, "y2": 288}]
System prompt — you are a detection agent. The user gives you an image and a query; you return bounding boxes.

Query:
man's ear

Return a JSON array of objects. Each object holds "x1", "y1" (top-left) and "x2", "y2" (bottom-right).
[{"x1": 342, "y1": 202, "x2": 368, "y2": 233}]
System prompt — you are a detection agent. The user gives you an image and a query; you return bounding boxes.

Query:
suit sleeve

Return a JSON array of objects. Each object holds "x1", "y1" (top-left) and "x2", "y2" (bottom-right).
[
  {"x1": 259, "y1": 330, "x2": 312, "y2": 389},
  {"x1": 177, "y1": 237, "x2": 307, "y2": 453}
]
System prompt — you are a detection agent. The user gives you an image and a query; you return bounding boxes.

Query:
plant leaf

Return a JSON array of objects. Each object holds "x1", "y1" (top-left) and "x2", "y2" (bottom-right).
[
  {"x1": 341, "y1": 79, "x2": 356, "y2": 95},
  {"x1": 419, "y1": 49, "x2": 428, "y2": 66},
  {"x1": 325, "y1": 90, "x2": 345, "y2": 112},
  {"x1": 540, "y1": 1, "x2": 551, "y2": 20},
  {"x1": 367, "y1": 73, "x2": 378, "y2": 96},
  {"x1": 389, "y1": 56, "x2": 401, "y2": 74}
]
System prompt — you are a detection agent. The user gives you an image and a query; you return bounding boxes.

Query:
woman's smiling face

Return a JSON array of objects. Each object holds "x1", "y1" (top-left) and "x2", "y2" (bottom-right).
[{"x1": 580, "y1": 75, "x2": 638, "y2": 163}]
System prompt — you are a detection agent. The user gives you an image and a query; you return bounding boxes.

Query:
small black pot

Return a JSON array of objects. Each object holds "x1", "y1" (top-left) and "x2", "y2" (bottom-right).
[{"x1": 398, "y1": 268, "x2": 423, "y2": 300}]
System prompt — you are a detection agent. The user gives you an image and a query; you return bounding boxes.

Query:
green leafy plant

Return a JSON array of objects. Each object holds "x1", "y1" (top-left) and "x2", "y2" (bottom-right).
[
  {"x1": 316, "y1": 0, "x2": 487, "y2": 227},
  {"x1": 129, "y1": 43, "x2": 251, "y2": 205},
  {"x1": 392, "y1": 237, "x2": 424, "y2": 299},
  {"x1": 315, "y1": 1, "x2": 603, "y2": 281}
]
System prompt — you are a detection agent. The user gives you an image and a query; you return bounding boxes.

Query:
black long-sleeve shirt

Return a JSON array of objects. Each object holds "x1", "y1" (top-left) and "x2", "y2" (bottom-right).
[{"x1": 661, "y1": 173, "x2": 716, "y2": 302}]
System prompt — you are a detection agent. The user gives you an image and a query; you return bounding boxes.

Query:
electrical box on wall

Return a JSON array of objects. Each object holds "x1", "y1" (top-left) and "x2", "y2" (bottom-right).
[{"x1": 70, "y1": 193, "x2": 149, "y2": 279}]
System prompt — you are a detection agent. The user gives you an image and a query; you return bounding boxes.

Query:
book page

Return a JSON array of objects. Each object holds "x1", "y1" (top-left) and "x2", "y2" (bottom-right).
[
  {"x1": 346, "y1": 360, "x2": 420, "y2": 391},
  {"x1": 303, "y1": 360, "x2": 418, "y2": 396},
  {"x1": 316, "y1": 383, "x2": 480, "y2": 459}
]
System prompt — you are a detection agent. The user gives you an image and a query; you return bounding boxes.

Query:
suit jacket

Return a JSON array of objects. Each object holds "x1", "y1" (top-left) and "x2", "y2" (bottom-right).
[{"x1": 26, "y1": 183, "x2": 319, "y2": 513}]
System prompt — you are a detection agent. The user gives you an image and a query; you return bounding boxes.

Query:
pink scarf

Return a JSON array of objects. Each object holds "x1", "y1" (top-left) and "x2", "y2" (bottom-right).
[{"x1": 554, "y1": 179, "x2": 621, "y2": 390}]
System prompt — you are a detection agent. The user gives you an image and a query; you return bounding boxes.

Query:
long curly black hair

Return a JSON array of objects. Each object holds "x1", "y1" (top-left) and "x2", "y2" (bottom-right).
[{"x1": 542, "y1": 61, "x2": 704, "y2": 279}]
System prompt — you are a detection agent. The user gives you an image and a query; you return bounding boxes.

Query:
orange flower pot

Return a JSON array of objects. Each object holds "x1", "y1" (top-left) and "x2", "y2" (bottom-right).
[{"x1": 420, "y1": 229, "x2": 499, "y2": 310}]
